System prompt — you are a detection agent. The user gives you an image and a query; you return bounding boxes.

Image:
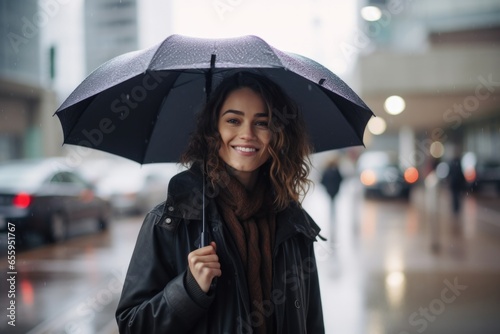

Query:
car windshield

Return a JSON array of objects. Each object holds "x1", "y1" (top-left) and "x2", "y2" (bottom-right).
[{"x1": 0, "y1": 162, "x2": 47, "y2": 190}]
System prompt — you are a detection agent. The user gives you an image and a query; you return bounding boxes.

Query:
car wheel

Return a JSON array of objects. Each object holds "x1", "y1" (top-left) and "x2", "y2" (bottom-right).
[{"x1": 47, "y1": 213, "x2": 67, "y2": 243}]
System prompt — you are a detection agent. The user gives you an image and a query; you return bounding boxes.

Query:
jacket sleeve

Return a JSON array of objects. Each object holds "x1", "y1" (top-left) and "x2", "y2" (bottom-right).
[
  {"x1": 115, "y1": 211, "x2": 213, "y2": 333},
  {"x1": 306, "y1": 241, "x2": 325, "y2": 334},
  {"x1": 301, "y1": 209, "x2": 325, "y2": 334}
]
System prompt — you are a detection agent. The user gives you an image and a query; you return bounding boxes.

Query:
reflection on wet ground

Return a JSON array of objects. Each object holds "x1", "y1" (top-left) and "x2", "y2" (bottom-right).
[
  {"x1": 366, "y1": 271, "x2": 500, "y2": 334},
  {"x1": 0, "y1": 216, "x2": 140, "y2": 334},
  {"x1": 0, "y1": 178, "x2": 499, "y2": 333},
  {"x1": 306, "y1": 178, "x2": 500, "y2": 334}
]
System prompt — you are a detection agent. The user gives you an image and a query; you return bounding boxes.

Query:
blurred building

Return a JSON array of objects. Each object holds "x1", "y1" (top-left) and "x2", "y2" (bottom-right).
[
  {"x1": 5, "y1": 0, "x2": 497, "y2": 169},
  {"x1": 84, "y1": 0, "x2": 139, "y2": 74},
  {"x1": 0, "y1": 0, "x2": 173, "y2": 162},
  {"x1": 0, "y1": 0, "x2": 59, "y2": 161},
  {"x1": 357, "y1": 0, "x2": 500, "y2": 173}
]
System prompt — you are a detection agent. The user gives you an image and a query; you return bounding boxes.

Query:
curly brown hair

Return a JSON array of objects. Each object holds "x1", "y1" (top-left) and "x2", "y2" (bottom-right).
[{"x1": 180, "y1": 71, "x2": 312, "y2": 210}]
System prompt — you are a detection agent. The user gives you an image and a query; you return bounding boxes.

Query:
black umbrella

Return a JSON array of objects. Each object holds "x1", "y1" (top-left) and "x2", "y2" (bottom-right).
[{"x1": 55, "y1": 34, "x2": 374, "y2": 164}]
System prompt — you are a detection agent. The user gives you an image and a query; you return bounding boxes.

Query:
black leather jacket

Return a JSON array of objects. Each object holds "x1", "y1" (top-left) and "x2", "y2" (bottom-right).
[{"x1": 116, "y1": 167, "x2": 325, "y2": 333}]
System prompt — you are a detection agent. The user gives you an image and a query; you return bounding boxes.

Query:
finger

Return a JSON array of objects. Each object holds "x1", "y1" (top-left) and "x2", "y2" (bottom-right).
[
  {"x1": 188, "y1": 253, "x2": 219, "y2": 269},
  {"x1": 194, "y1": 267, "x2": 221, "y2": 279},
  {"x1": 190, "y1": 245, "x2": 216, "y2": 258},
  {"x1": 199, "y1": 254, "x2": 219, "y2": 263},
  {"x1": 190, "y1": 255, "x2": 220, "y2": 270},
  {"x1": 193, "y1": 263, "x2": 222, "y2": 280},
  {"x1": 201, "y1": 260, "x2": 221, "y2": 269},
  {"x1": 190, "y1": 254, "x2": 221, "y2": 269}
]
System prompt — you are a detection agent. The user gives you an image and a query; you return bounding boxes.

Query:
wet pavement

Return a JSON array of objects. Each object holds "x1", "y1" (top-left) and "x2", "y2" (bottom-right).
[
  {"x1": 306, "y1": 178, "x2": 500, "y2": 334},
  {"x1": 0, "y1": 216, "x2": 141, "y2": 334},
  {"x1": 1, "y1": 178, "x2": 499, "y2": 333}
]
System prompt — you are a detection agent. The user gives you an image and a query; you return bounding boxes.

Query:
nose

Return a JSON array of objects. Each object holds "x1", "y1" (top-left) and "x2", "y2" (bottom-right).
[{"x1": 239, "y1": 122, "x2": 256, "y2": 140}]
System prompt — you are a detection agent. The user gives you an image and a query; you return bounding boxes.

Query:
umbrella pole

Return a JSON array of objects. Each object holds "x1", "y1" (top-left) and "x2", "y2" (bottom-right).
[
  {"x1": 201, "y1": 56, "x2": 215, "y2": 248},
  {"x1": 200, "y1": 163, "x2": 208, "y2": 247}
]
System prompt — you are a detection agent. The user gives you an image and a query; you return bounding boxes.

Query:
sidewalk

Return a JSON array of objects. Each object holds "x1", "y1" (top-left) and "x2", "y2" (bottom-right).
[
  {"x1": 101, "y1": 180, "x2": 500, "y2": 334},
  {"x1": 305, "y1": 178, "x2": 500, "y2": 334}
]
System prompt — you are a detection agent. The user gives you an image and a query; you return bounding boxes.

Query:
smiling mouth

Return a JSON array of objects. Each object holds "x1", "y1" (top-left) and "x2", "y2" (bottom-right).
[{"x1": 233, "y1": 146, "x2": 258, "y2": 153}]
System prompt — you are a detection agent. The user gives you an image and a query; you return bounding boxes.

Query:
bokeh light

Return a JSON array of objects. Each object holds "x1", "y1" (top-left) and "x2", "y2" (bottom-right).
[
  {"x1": 436, "y1": 162, "x2": 450, "y2": 179},
  {"x1": 361, "y1": 6, "x2": 382, "y2": 22},
  {"x1": 429, "y1": 141, "x2": 445, "y2": 158},
  {"x1": 367, "y1": 117, "x2": 387, "y2": 135},
  {"x1": 384, "y1": 95, "x2": 406, "y2": 115}
]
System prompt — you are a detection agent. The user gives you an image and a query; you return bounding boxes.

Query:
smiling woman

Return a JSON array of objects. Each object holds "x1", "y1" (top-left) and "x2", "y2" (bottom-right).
[
  {"x1": 182, "y1": 71, "x2": 312, "y2": 209},
  {"x1": 217, "y1": 87, "x2": 271, "y2": 188},
  {"x1": 116, "y1": 72, "x2": 325, "y2": 334}
]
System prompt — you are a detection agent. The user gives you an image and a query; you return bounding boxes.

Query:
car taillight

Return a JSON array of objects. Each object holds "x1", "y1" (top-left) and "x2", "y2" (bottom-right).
[
  {"x1": 464, "y1": 168, "x2": 476, "y2": 183},
  {"x1": 360, "y1": 170, "x2": 377, "y2": 186},
  {"x1": 404, "y1": 167, "x2": 419, "y2": 184},
  {"x1": 13, "y1": 192, "x2": 32, "y2": 208}
]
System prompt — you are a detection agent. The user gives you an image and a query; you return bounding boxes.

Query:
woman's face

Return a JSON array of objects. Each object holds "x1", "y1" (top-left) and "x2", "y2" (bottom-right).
[{"x1": 218, "y1": 87, "x2": 271, "y2": 184}]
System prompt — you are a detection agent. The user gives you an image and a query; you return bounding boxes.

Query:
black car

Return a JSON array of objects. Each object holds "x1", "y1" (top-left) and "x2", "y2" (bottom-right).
[
  {"x1": 357, "y1": 151, "x2": 419, "y2": 199},
  {"x1": 0, "y1": 158, "x2": 110, "y2": 243},
  {"x1": 466, "y1": 158, "x2": 500, "y2": 195}
]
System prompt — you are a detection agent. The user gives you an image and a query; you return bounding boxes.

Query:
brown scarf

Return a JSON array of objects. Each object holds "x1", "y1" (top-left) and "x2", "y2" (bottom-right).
[{"x1": 216, "y1": 171, "x2": 276, "y2": 334}]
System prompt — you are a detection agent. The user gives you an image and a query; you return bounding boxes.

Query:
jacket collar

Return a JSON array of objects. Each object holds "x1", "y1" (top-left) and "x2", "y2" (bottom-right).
[
  {"x1": 164, "y1": 165, "x2": 321, "y2": 241},
  {"x1": 164, "y1": 165, "x2": 207, "y2": 221}
]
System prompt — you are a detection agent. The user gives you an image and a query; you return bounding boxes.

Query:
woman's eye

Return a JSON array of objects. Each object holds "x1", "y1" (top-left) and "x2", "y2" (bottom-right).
[
  {"x1": 255, "y1": 120, "x2": 269, "y2": 127},
  {"x1": 227, "y1": 119, "x2": 239, "y2": 125}
]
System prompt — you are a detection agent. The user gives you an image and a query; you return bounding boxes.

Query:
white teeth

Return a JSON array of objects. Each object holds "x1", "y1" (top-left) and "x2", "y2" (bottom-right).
[{"x1": 235, "y1": 146, "x2": 256, "y2": 152}]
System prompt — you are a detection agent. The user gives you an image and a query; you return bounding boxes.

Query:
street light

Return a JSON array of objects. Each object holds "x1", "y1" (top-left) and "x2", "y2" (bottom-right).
[
  {"x1": 384, "y1": 95, "x2": 406, "y2": 115},
  {"x1": 361, "y1": 6, "x2": 382, "y2": 21}
]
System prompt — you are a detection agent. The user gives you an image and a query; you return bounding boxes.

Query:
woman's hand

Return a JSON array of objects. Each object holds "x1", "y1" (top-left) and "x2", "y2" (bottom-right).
[{"x1": 188, "y1": 241, "x2": 221, "y2": 293}]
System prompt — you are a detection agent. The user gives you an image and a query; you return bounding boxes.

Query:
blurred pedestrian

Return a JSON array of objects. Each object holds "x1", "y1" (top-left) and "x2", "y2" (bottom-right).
[
  {"x1": 116, "y1": 72, "x2": 325, "y2": 333},
  {"x1": 448, "y1": 154, "x2": 466, "y2": 215},
  {"x1": 320, "y1": 156, "x2": 343, "y2": 243},
  {"x1": 425, "y1": 158, "x2": 441, "y2": 253},
  {"x1": 321, "y1": 157, "x2": 343, "y2": 200}
]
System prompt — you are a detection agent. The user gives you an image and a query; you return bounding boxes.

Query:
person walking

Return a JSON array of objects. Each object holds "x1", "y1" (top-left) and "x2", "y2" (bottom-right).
[
  {"x1": 425, "y1": 158, "x2": 441, "y2": 253},
  {"x1": 320, "y1": 157, "x2": 343, "y2": 243},
  {"x1": 448, "y1": 154, "x2": 466, "y2": 216},
  {"x1": 115, "y1": 72, "x2": 325, "y2": 333}
]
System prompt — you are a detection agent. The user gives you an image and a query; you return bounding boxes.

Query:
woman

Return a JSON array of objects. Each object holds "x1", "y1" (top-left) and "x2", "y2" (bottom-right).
[{"x1": 116, "y1": 72, "x2": 325, "y2": 333}]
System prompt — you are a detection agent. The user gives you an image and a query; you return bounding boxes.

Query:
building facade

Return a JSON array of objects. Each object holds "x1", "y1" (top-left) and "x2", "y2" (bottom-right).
[{"x1": 357, "y1": 0, "x2": 500, "y2": 173}]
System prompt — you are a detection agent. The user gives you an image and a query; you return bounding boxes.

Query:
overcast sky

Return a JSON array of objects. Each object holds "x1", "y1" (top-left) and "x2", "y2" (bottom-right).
[{"x1": 151, "y1": 0, "x2": 360, "y2": 77}]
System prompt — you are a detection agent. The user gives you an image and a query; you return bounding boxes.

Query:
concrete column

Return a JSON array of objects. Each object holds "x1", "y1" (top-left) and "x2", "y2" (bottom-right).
[{"x1": 399, "y1": 126, "x2": 415, "y2": 168}]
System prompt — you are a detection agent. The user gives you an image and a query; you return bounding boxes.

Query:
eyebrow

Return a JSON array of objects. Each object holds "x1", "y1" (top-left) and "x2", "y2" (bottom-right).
[{"x1": 221, "y1": 109, "x2": 269, "y2": 117}]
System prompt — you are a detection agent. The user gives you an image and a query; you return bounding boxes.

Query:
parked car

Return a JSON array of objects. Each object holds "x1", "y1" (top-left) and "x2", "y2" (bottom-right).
[
  {"x1": 461, "y1": 152, "x2": 500, "y2": 194},
  {"x1": 0, "y1": 158, "x2": 110, "y2": 243},
  {"x1": 357, "y1": 151, "x2": 419, "y2": 199},
  {"x1": 92, "y1": 162, "x2": 183, "y2": 215},
  {"x1": 474, "y1": 160, "x2": 500, "y2": 194}
]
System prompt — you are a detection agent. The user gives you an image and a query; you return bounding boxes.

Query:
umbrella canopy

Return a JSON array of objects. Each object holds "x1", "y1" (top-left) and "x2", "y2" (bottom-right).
[{"x1": 55, "y1": 34, "x2": 374, "y2": 164}]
